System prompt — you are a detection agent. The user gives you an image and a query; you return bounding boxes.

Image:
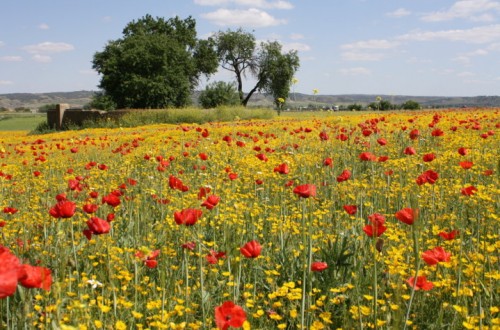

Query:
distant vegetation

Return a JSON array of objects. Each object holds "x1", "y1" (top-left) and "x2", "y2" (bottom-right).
[{"x1": 2, "y1": 91, "x2": 500, "y2": 113}]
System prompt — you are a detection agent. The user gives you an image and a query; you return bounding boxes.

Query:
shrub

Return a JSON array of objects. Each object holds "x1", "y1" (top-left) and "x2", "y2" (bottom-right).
[{"x1": 199, "y1": 81, "x2": 240, "y2": 108}]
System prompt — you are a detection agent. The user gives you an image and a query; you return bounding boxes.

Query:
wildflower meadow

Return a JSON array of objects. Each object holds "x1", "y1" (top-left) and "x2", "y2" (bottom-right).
[{"x1": 0, "y1": 108, "x2": 498, "y2": 329}]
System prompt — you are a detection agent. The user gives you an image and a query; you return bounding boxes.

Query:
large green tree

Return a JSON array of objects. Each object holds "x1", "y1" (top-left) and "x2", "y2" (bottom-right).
[
  {"x1": 213, "y1": 28, "x2": 300, "y2": 106},
  {"x1": 92, "y1": 15, "x2": 218, "y2": 109}
]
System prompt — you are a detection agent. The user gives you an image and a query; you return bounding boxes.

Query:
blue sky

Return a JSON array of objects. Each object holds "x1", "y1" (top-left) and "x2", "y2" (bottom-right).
[{"x1": 1, "y1": 0, "x2": 499, "y2": 96}]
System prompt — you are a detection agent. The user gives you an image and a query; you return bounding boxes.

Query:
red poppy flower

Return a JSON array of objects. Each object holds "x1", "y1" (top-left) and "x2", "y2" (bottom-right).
[
  {"x1": 378, "y1": 156, "x2": 389, "y2": 162},
  {"x1": 228, "y1": 173, "x2": 238, "y2": 180},
  {"x1": 311, "y1": 261, "x2": 328, "y2": 272},
  {"x1": 215, "y1": 301, "x2": 247, "y2": 330},
  {"x1": 458, "y1": 147, "x2": 468, "y2": 156},
  {"x1": 199, "y1": 153, "x2": 208, "y2": 161},
  {"x1": 135, "y1": 249, "x2": 160, "y2": 269},
  {"x1": 274, "y1": 163, "x2": 290, "y2": 174},
  {"x1": 206, "y1": 250, "x2": 226, "y2": 264},
  {"x1": 404, "y1": 146, "x2": 416, "y2": 155},
  {"x1": 0, "y1": 246, "x2": 25, "y2": 298},
  {"x1": 169, "y1": 175, "x2": 189, "y2": 192},
  {"x1": 483, "y1": 169, "x2": 494, "y2": 176},
  {"x1": 102, "y1": 193, "x2": 121, "y2": 207},
  {"x1": 421, "y1": 247, "x2": 451, "y2": 266},
  {"x1": 377, "y1": 138, "x2": 387, "y2": 146},
  {"x1": 83, "y1": 217, "x2": 111, "y2": 240},
  {"x1": 395, "y1": 208, "x2": 417, "y2": 225},
  {"x1": 431, "y1": 128, "x2": 444, "y2": 137},
  {"x1": 363, "y1": 224, "x2": 387, "y2": 237},
  {"x1": 319, "y1": 131, "x2": 329, "y2": 141},
  {"x1": 343, "y1": 205, "x2": 357, "y2": 215},
  {"x1": 409, "y1": 129, "x2": 420, "y2": 140},
  {"x1": 198, "y1": 187, "x2": 211, "y2": 200},
  {"x1": 438, "y1": 230, "x2": 459, "y2": 240},
  {"x1": 359, "y1": 152, "x2": 377, "y2": 161},
  {"x1": 201, "y1": 195, "x2": 220, "y2": 210},
  {"x1": 240, "y1": 240, "x2": 262, "y2": 259},
  {"x1": 422, "y1": 153, "x2": 436, "y2": 162},
  {"x1": 49, "y1": 199, "x2": 76, "y2": 219},
  {"x1": 368, "y1": 213, "x2": 386, "y2": 226},
  {"x1": 336, "y1": 169, "x2": 351, "y2": 182},
  {"x1": 174, "y1": 208, "x2": 202, "y2": 226},
  {"x1": 461, "y1": 186, "x2": 477, "y2": 196},
  {"x1": 336, "y1": 133, "x2": 348, "y2": 141},
  {"x1": 19, "y1": 265, "x2": 52, "y2": 291},
  {"x1": 459, "y1": 161, "x2": 473, "y2": 170},
  {"x1": 256, "y1": 153, "x2": 268, "y2": 162},
  {"x1": 407, "y1": 276, "x2": 433, "y2": 291},
  {"x1": 323, "y1": 157, "x2": 333, "y2": 167},
  {"x1": 416, "y1": 170, "x2": 439, "y2": 185},
  {"x1": 181, "y1": 241, "x2": 196, "y2": 250},
  {"x1": 293, "y1": 184, "x2": 316, "y2": 198},
  {"x1": 82, "y1": 203, "x2": 99, "y2": 214},
  {"x1": 3, "y1": 207, "x2": 18, "y2": 215}
]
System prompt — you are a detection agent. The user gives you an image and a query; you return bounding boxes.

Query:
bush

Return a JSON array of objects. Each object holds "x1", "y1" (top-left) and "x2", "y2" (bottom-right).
[
  {"x1": 401, "y1": 100, "x2": 421, "y2": 110},
  {"x1": 199, "y1": 81, "x2": 240, "y2": 108},
  {"x1": 38, "y1": 104, "x2": 57, "y2": 113},
  {"x1": 347, "y1": 103, "x2": 363, "y2": 111}
]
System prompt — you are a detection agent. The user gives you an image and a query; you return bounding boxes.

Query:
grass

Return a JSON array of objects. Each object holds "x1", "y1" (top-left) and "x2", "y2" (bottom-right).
[{"x1": 0, "y1": 114, "x2": 46, "y2": 131}]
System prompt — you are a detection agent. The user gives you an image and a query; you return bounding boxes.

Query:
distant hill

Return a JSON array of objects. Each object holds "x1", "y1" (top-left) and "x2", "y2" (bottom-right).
[
  {"x1": 1, "y1": 90, "x2": 499, "y2": 110},
  {"x1": 0, "y1": 91, "x2": 95, "y2": 110}
]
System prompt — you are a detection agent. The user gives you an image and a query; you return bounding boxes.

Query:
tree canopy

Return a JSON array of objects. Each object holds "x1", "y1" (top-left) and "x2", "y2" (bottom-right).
[
  {"x1": 92, "y1": 15, "x2": 218, "y2": 109},
  {"x1": 213, "y1": 28, "x2": 300, "y2": 106}
]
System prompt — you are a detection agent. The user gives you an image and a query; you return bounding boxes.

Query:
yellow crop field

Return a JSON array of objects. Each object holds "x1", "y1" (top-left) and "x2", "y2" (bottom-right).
[{"x1": 0, "y1": 109, "x2": 498, "y2": 329}]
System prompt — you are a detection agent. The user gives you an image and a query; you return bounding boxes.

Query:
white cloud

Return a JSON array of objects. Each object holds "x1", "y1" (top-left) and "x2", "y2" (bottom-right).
[
  {"x1": 453, "y1": 48, "x2": 488, "y2": 65},
  {"x1": 341, "y1": 52, "x2": 385, "y2": 61},
  {"x1": 282, "y1": 42, "x2": 311, "y2": 52},
  {"x1": 397, "y1": 24, "x2": 500, "y2": 44},
  {"x1": 32, "y1": 54, "x2": 52, "y2": 63},
  {"x1": 387, "y1": 8, "x2": 411, "y2": 18},
  {"x1": 23, "y1": 42, "x2": 75, "y2": 54},
  {"x1": 0, "y1": 56, "x2": 22, "y2": 62},
  {"x1": 194, "y1": 0, "x2": 293, "y2": 9},
  {"x1": 289, "y1": 33, "x2": 304, "y2": 40},
  {"x1": 339, "y1": 67, "x2": 372, "y2": 75},
  {"x1": 421, "y1": 0, "x2": 500, "y2": 22},
  {"x1": 340, "y1": 39, "x2": 398, "y2": 62},
  {"x1": 0, "y1": 80, "x2": 13, "y2": 86},
  {"x1": 201, "y1": 8, "x2": 286, "y2": 27},
  {"x1": 341, "y1": 39, "x2": 400, "y2": 51},
  {"x1": 38, "y1": 23, "x2": 49, "y2": 30}
]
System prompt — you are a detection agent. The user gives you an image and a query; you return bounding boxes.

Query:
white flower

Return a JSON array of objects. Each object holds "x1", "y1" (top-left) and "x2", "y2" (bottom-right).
[{"x1": 87, "y1": 279, "x2": 103, "y2": 289}]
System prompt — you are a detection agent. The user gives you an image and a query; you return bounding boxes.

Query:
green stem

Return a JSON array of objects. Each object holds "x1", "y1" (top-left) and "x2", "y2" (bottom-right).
[{"x1": 403, "y1": 225, "x2": 421, "y2": 330}]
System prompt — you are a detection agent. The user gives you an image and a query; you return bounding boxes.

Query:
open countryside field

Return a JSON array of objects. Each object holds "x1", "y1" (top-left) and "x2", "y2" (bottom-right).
[{"x1": 0, "y1": 108, "x2": 499, "y2": 329}]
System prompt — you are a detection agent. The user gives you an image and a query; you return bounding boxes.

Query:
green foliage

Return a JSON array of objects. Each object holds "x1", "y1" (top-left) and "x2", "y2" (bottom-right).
[
  {"x1": 38, "y1": 104, "x2": 57, "y2": 113},
  {"x1": 199, "y1": 81, "x2": 240, "y2": 108},
  {"x1": 213, "y1": 28, "x2": 300, "y2": 106},
  {"x1": 92, "y1": 15, "x2": 218, "y2": 109},
  {"x1": 347, "y1": 103, "x2": 363, "y2": 111},
  {"x1": 86, "y1": 92, "x2": 117, "y2": 111},
  {"x1": 258, "y1": 41, "x2": 300, "y2": 109},
  {"x1": 31, "y1": 107, "x2": 275, "y2": 133},
  {"x1": 368, "y1": 100, "x2": 394, "y2": 111},
  {"x1": 401, "y1": 100, "x2": 421, "y2": 110},
  {"x1": 14, "y1": 107, "x2": 30, "y2": 112}
]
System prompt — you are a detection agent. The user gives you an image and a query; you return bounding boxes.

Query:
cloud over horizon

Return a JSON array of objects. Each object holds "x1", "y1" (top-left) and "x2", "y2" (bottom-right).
[{"x1": 201, "y1": 8, "x2": 287, "y2": 27}]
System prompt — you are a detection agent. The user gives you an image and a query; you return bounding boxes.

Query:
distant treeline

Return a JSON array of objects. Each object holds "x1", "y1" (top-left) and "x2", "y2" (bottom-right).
[{"x1": 1, "y1": 91, "x2": 500, "y2": 110}]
